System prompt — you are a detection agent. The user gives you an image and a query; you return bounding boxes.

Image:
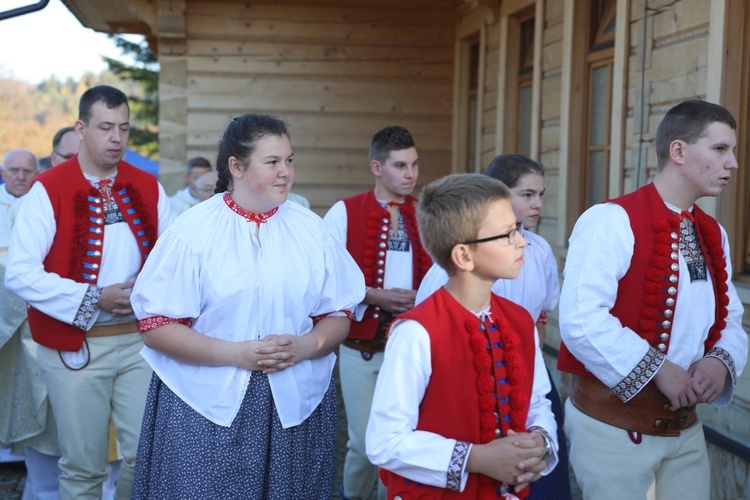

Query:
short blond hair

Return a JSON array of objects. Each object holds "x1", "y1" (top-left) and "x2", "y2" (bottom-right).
[{"x1": 417, "y1": 173, "x2": 511, "y2": 274}]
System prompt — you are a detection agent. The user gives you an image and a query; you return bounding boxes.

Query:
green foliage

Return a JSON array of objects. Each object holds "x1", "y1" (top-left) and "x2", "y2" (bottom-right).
[{"x1": 104, "y1": 35, "x2": 159, "y2": 159}]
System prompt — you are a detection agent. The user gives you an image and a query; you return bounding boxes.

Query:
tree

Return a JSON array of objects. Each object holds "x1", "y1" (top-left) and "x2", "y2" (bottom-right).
[{"x1": 103, "y1": 35, "x2": 159, "y2": 158}]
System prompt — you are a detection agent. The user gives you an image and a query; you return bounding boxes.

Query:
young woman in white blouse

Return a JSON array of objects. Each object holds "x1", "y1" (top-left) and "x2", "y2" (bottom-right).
[{"x1": 130, "y1": 114, "x2": 364, "y2": 499}]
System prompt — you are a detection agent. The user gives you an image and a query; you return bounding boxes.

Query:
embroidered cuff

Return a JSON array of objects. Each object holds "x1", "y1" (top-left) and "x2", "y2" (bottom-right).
[
  {"x1": 613, "y1": 347, "x2": 665, "y2": 402},
  {"x1": 706, "y1": 347, "x2": 737, "y2": 387},
  {"x1": 311, "y1": 310, "x2": 355, "y2": 324},
  {"x1": 73, "y1": 285, "x2": 102, "y2": 330},
  {"x1": 139, "y1": 316, "x2": 193, "y2": 333},
  {"x1": 446, "y1": 440, "x2": 470, "y2": 492}
]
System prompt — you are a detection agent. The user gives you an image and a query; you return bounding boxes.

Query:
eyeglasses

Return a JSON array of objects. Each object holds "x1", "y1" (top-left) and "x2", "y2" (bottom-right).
[
  {"x1": 462, "y1": 222, "x2": 523, "y2": 246},
  {"x1": 53, "y1": 150, "x2": 75, "y2": 160}
]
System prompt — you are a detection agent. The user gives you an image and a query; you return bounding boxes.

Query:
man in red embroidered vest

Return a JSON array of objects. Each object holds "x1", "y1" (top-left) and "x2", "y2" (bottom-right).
[
  {"x1": 323, "y1": 125, "x2": 431, "y2": 500},
  {"x1": 366, "y1": 173, "x2": 557, "y2": 499},
  {"x1": 5, "y1": 85, "x2": 174, "y2": 500},
  {"x1": 558, "y1": 100, "x2": 748, "y2": 499}
]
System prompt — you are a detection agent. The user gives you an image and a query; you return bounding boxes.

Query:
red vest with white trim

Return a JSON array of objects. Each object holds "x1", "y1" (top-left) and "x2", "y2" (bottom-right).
[
  {"x1": 557, "y1": 183, "x2": 727, "y2": 376},
  {"x1": 380, "y1": 288, "x2": 536, "y2": 499},
  {"x1": 26, "y1": 158, "x2": 159, "y2": 351},
  {"x1": 342, "y1": 190, "x2": 431, "y2": 340}
]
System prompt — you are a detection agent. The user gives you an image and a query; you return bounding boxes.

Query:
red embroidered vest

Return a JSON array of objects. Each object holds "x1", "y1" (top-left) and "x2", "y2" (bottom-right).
[
  {"x1": 558, "y1": 183, "x2": 728, "y2": 375},
  {"x1": 342, "y1": 190, "x2": 431, "y2": 340},
  {"x1": 26, "y1": 158, "x2": 160, "y2": 351},
  {"x1": 380, "y1": 288, "x2": 536, "y2": 499}
]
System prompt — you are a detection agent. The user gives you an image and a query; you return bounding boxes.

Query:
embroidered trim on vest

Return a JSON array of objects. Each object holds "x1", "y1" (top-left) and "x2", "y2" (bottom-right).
[
  {"x1": 696, "y1": 210, "x2": 729, "y2": 351},
  {"x1": 70, "y1": 189, "x2": 103, "y2": 281},
  {"x1": 72, "y1": 285, "x2": 102, "y2": 330},
  {"x1": 447, "y1": 441, "x2": 471, "y2": 491},
  {"x1": 706, "y1": 346, "x2": 736, "y2": 386},
  {"x1": 363, "y1": 208, "x2": 390, "y2": 288},
  {"x1": 399, "y1": 200, "x2": 431, "y2": 288},
  {"x1": 362, "y1": 200, "x2": 430, "y2": 289},
  {"x1": 468, "y1": 313, "x2": 528, "y2": 497},
  {"x1": 223, "y1": 191, "x2": 278, "y2": 226},
  {"x1": 113, "y1": 182, "x2": 157, "y2": 264},
  {"x1": 139, "y1": 316, "x2": 193, "y2": 333},
  {"x1": 611, "y1": 208, "x2": 729, "y2": 402}
]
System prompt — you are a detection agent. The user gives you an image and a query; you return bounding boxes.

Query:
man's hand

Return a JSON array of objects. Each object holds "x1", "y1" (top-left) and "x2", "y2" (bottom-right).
[
  {"x1": 99, "y1": 281, "x2": 135, "y2": 316},
  {"x1": 689, "y1": 357, "x2": 729, "y2": 404},
  {"x1": 365, "y1": 287, "x2": 417, "y2": 314},
  {"x1": 653, "y1": 359, "x2": 697, "y2": 410}
]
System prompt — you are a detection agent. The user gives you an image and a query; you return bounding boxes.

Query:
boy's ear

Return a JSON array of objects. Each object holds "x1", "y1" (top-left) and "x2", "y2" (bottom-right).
[{"x1": 450, "y1": 243, "x2": 474, "y2": 272}]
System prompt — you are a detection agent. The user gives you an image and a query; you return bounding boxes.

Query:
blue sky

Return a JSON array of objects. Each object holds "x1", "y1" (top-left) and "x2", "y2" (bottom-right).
[{"x1": 0, "y1": 0, "x2": 141, "y2": 84}]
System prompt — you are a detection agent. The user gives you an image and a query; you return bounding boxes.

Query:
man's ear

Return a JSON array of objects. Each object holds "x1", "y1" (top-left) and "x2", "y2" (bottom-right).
[
  {"x1": 450, "y1": 243, "x2": 474, "y2": 272},
  {"x1": 74, "y1": 120, "x2": 85, "y2": 141},
  {"x1": 669, "y1": 139, "x2": 686, "y2": 166},
  {"x1": 370, "y1": 160, "x2": 381, "y2": 177}
]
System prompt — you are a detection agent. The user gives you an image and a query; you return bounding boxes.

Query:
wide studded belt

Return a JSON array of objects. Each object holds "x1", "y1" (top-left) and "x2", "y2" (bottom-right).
[{"x1": 570, "y1": 374, "x2": 697, "y2": 436}]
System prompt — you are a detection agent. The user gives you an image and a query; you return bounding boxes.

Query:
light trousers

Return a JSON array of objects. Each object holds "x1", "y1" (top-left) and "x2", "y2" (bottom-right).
[
  {"x1": 339, "y1": 345, "x2": 386, "y2": 500},
  {"x1": 37, "y1": 332, "x2": 151, "y2": 500},
  {"x1": 21, "y1": 447, "x2": 59, "y2": 500},
  {"x1": 565, "y1": 399, "x2": 709, "y2": 500}
]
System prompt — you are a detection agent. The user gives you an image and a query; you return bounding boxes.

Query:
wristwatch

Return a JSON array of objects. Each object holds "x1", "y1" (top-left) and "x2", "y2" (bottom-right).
[{"x1": 539, "y1": 432, "x2": 553, "y2": 459}]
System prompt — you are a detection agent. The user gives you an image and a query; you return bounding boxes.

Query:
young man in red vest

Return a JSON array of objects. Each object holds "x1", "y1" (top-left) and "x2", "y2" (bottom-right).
[
  {"x1": 5, "y1": 85, "x2": 174, "y2": 499},
  {"x1": 558, "y1": 100, "x2": 748, "y2": 499},
  {"x1": 366, "y1": 173, "x2": 558, "y2": 499},
  {"x1": 324, "y1": 125, "x2": 431, "y2": 500}
]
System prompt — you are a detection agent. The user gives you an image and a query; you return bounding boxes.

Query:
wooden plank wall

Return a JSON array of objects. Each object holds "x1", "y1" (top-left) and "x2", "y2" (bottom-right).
[
  {"x1": 162, "y1": 0, "x2": 456, "y2": 215},
  {"x1": 624, "y1": 0, "x2": 711, "y2": 194}
]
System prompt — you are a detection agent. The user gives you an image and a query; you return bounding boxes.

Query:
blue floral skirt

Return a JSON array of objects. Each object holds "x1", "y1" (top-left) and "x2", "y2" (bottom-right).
[{"x1": 131, "y1": 372, "x2": 337, "y2": 499}]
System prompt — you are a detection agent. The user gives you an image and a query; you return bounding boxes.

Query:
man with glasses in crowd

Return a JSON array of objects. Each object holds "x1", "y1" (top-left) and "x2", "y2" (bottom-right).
[{"x1": 51, "y1": 126, "x2": 80, "y2": 167}]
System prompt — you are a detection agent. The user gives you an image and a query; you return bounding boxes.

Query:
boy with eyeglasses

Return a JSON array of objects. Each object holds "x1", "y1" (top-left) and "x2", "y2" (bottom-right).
[
  {"x1": 416, "y1": 155, "x2": 571, "y2": 499},
  {"x1": 366, "y1": 173, "x2": 558, "y2": 499}
]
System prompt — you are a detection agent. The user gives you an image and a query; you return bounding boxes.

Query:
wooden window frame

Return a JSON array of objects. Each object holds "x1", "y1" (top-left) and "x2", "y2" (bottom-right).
[
  {"x1": 516, "y1": 12, "x2": 535, "y2": 157},
  {"x1": 582, "y1": 47, "x2": 614, "y2": 208},
  {"x1": 558, "y1": 0, "x2": 627, "y2": 244},
  {"x1": 452, "y1": 22, "x2": 487, "y2": 174},
  {"x1": 498, "y1": 4, "x2": 537, "y2": 158}
]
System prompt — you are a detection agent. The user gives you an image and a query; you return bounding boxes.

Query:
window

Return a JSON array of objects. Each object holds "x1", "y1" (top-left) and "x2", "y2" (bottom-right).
[
  {"x1": 499, "y1": 5, "x2": 536, "y2": 159},
  {"x1": 517, "y1": 16, "x2": 535, "y2": 156},
  {"x1": 583, "y1": 0, "x2": 616, "y2": 207},
  {"x1": 738, "y1": 5, "x2": 750, "y2": 279},
  {"x1": 467, "y1": 38, "x2": 481, "y2": 172}
]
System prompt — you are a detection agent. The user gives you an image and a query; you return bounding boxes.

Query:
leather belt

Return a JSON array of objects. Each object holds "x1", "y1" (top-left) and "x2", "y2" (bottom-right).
[
  {"x1": 343, "y1": 337, "x2": 387, "y2": 354},
  {"x1": 570, "y1": 374, "x2": 697, "y2": 436},
  {"x1": 343, "y1": 310, "x2": 394, "y2": 354},
  {"x1": 87, "y1": 320, "x2": 139, "y2": 338}
]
